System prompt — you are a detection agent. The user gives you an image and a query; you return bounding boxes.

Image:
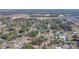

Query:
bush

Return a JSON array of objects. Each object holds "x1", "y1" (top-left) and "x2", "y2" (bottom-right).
[
  {"x1": 22, "y1": 43, "x2": 34, "y2": 49},
  {"x1": 31, "y1": 36, "x2": 48, "y2": 46},
  {"x1": 28, "y1": 30, "x2": 39, "y2": 37},
  {"x1": 31, "y1": 40, "x2": 38, "y2": 45}
]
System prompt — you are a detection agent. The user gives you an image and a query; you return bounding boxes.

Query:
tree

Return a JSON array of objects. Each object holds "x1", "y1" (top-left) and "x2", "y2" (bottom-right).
[
  {"x1": 0, "y1": 32, "x2": 15, "y2": 41},
  {"x1": 19, "y1": 29, "x2": 25, "y2": 33},
  {"x1": 59, "y1": 22, "x2": 72, "y2": 31},
  {"x1": 50, "y1": 22, "x2": 59, "y2": 30},
  {"x1": 0, "y1": 34, "x2": 8, "y2": 40}
]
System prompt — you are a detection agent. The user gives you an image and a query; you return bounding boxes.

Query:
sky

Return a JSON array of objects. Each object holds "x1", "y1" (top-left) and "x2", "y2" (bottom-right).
[{"x1": 0, "y1": 0, "x2": 78, "y2": 9}]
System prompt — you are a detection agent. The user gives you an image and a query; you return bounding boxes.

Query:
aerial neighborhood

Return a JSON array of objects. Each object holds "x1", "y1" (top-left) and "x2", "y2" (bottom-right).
[{"x1": 0, "y1": 9, "x2": 79, "y2": 49}]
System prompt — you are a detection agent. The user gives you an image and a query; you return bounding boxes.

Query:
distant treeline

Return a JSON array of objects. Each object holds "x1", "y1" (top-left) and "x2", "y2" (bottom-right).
[{"x1": 0, "y1": 9, "x2": 79, "y2": 15}]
